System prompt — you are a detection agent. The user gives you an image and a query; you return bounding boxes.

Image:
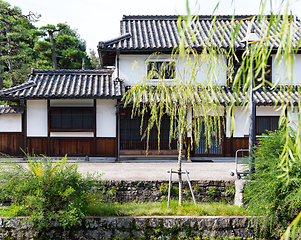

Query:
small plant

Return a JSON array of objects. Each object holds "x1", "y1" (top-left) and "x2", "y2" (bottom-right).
[
  {"x1": 184, "y1": 188, "x2": 191, "y2": 196},
  {"x1": 0, "y1": 155, "x2": 102, "y2": 230},
  {"x1": 208, "y1": 186, "x2": 216, "y2": 199},
  {"x1": 194, "y1": 184, "x2": 200, "y2": 193},
  {"x1": 226, "y1": 184, "x2": 235, "y2": 196},
  {"x1": 159, "y1": 183, "x2": 178, "y2": 195},
  {"x1": 107, "y1": 186, "x2": 117, "y2": 201}
]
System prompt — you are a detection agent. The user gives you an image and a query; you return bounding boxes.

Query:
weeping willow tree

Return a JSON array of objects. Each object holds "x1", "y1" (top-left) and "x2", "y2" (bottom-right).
[{"x1": 123, "y1": 0, "x2": 301, "y2": 214}]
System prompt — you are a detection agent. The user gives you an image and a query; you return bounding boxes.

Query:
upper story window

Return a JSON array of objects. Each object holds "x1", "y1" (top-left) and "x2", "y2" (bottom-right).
[
  {"x1": 228, "y1": 55, "x2": 272, "y2": 87},
  {"x1": 147, "y1": 61, "x2": 175, "y2": 80},
  {"x1": 49, "y1": 107, "x2": 94, "y2": 132}
]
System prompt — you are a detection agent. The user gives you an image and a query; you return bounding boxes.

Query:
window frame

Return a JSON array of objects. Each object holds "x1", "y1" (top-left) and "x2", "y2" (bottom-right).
[
  {"x1": 146, "y1": 60, "x2": 176, "y2": 81},
  {"x1": 49, "y1": 106, "x2": 95, "y2": 132}
]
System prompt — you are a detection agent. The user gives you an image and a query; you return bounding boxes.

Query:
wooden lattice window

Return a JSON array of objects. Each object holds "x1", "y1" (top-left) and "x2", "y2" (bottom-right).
[
  {"x1": 49, "y1": 107, "x2": 94, "y2": 131},
  {"x1": 147, "y1": 61, "x2": 175, "y2": 80},
  {"x1": 256, "y1": 116, "x2": 279, "y2": 135}
]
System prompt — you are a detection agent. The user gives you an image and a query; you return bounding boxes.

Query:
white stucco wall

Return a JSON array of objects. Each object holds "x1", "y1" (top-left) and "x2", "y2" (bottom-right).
[
  {"x1": 272, "y1": 54, "x2": 301, "y2": 85},
  {"x1": 119, "y1": 54, "x2": 227, "y2": 85},
  {"x1": 96, "y1": 99, "x2": 116, "y2": 137},
  {"x1": 27, "y1": 100, "x2": 47, "y2": 137},
  {"x1": 227, "y1": 106, "x2": 283, "y2": 138},
  {"x1": 0, "y1": 114, "x2": 22, "y2": 132}
]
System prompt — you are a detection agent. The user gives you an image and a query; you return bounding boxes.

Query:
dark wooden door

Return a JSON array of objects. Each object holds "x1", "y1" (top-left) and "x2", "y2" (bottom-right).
[{"x1": 194, "y1": 121, "x2": 224, "y2": 157}]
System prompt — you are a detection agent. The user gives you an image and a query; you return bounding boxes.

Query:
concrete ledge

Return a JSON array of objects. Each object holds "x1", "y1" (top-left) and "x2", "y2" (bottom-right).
[{"x1": 0, "y1": 216, "x2": 255, "y2": 239}]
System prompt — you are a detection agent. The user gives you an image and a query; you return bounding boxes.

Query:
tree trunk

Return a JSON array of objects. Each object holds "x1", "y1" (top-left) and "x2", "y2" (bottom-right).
[
  {"x1": 6, "y1": 28, "x2": 16, "y2": 85},
  {"x1": 178, "y1": 132, "x2": 183, "y2": 206},
  {"x1": 0, "y1": 46, "x2": 4, "y2": 89},
  {"x1": 48, "y1": 30, "x2": 57, "y2": 69}
]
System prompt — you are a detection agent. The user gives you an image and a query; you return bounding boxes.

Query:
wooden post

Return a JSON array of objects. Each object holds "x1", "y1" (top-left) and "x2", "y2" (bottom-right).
[
  {"x1": 94, "y1": 99, "x2": 96, "y2": 157},
  {"x1": 47, "y1": 100, "x2": 50, "y2": 157}
]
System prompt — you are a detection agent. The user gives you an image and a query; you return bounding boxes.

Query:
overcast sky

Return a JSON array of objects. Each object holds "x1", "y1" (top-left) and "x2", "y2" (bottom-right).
[{"x1": 8, "y1": 0, "x2": 301, "y2": 51}]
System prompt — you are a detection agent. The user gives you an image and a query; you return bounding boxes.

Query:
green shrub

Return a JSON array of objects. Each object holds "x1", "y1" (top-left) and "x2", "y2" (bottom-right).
[
  {"x1": 159, "y1": 183, "x2": 178, "y2": 195},
  {"x1": 208, "y1": 186, "x2": 216, "y2": 198},
  {"x1": 244, "y1": 128, "x2": 301, "y2": 238},
  {"x1": 226, "y1": 184, "x2": 235, "y2": 196},
  {"x1": 0, "y1": 155, "x2": 102, "y2": 230}
]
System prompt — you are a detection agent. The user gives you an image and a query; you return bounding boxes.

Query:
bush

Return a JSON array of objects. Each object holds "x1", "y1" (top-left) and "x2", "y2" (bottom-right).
[
  {"x1": 0, "y1": 155, "x2": 102, "y2": 230},
  {"x1": 244, "y1": 128, "x2": 301, "y2": 238}
]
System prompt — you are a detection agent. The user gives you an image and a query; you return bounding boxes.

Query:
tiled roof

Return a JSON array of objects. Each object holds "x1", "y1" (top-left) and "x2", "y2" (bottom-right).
[
  {"x1": 98, "y1": 15, "x2": 301, "y2": 51},
  {"x1": 222, "y1": 86, "x2": 300, "y2": 106},
  {"x1": 0, "y1": 69, "x2": 125, "y2": 99},
  {"x1": 0, "y1": 105, "x2": 24, "y2": 114},
  {"x1": 123, "y1": 85, "x2": 300, "y2": 106}
]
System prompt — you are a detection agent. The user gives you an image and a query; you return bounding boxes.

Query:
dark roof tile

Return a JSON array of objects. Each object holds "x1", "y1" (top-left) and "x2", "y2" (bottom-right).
[
  {"x1": 98, "y1": 15, "x2": 301, "y2": 51},
  {"x1": 1, "y1": 69, "x2": 125, "y2": 99}
]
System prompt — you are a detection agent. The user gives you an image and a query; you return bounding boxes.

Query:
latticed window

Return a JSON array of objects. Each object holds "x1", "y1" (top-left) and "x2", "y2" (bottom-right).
[
  {"x1": 49, "y1": 107, "x2": 94, "y2": 131},
  {"x1": 256, "y1": 116, "x2": 279, "y2": 135},
  {"x1": 147, "y1": 61, "x2": 175, "y2": 80},
  {"x1": 120, "y1": 109, "x2": 177, "y2": 150}
]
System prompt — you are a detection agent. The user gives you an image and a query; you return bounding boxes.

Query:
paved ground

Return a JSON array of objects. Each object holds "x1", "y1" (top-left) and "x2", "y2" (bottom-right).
[
  {"x1": 76, "y1": 161, "x2": 237, "y2": 181},
  {"x1": 3, "y1": 157, "x2": 247, "y2": 181}
]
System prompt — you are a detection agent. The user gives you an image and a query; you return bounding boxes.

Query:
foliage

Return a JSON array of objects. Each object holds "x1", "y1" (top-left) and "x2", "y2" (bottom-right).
[
  {"x1": 159, "y1": 182, "x2": 179, "y2": 195},
  {"x1": 208, "y1": 186, "x2": 216, "y2": 199},
  {"x1": 34, "y1": 23, "x2": 92, "y2": 69},
  {"x1": 226, "y1": 184, "x2": 235, "y2": 197},
  {"x1": 85, "y1": 200, "x2": 246, "y2": 217},
  {"x1": 88, "y1": 48, "x2": 101, "y2": 69},
  {"x1": 0, "y1": 0, "x2": 40, "y2": 88},
  {"x1": 244, "y1": 128, "x2": 301, "y2": 238},
  {"x1": 0, "y1": 155, "x2": 102, "y2": 230}
]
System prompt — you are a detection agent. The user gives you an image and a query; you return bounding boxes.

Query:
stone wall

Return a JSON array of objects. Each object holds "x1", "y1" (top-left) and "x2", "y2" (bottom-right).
[
  {"x1": 0, "y1": 216, "x2": 255, "y2": 239},
  {"x1": 100, "y1": 180, "x2": 235, "y2": 203}
]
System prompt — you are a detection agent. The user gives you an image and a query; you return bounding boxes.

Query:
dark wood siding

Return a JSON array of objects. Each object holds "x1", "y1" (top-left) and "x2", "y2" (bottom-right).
[
  {"x1": 25, "y1": 137, "x2": 116, "y2": 157},
  {"x1": 50, "y1": 138, "x2": 94, "y2": 157},
  {"x1": 96, "y1": 138, "x2": 115, "y2": 156},
  {"x1": 0, "y1": 132, "x2": 24, "y2": 157},
  {"x1": 224, "y1": 137, "x2": 249, "y2": 157},
  {"x1": 27, "y1": 137, "x2": 48, "y2": 155}
]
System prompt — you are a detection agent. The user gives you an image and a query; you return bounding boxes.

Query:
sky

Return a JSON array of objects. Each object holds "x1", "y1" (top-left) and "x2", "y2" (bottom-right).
[{"x1": 8, "y1": 0, "x2": 301, "y2": 52}]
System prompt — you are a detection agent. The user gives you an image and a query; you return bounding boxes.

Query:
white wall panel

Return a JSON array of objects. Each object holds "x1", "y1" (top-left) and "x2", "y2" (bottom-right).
[
  {"x1": 27, "y1": 100, "x2": 47, "y2": 137},
  {"x1": 272, "y1": 54, "x2": 301, "y2": 85},
  {"x1": 0, "y1": 114, "x2": 22, "y2": 132},
  {"x1": 119, "y1": 54, "x2": 227, "y2": 85},
  {"x1": 96, "y1": 99, "x2": 116, "y2": 137},
  {"x1": 50, "y1": 132, "x2": 94, "y2": 137}
]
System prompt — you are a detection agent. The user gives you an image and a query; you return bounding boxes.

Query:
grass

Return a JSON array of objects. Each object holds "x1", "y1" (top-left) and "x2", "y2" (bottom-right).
[
  {"x1": 0, "y1": 201, "x2": 246, "y2": 218},
  {"x1": 85, "y1": 200, "x2": 246, "y2": 217}
]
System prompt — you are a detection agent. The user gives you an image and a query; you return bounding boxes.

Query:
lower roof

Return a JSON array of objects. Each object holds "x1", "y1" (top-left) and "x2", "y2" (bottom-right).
[{"x1": 0, "y1": 69, "x2": 125, "y2": 100}]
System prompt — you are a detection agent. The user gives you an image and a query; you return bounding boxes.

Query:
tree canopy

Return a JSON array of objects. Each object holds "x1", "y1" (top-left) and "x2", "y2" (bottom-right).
[{"x1": 0, "y1": 0, "x2": 95, "y2": 89}]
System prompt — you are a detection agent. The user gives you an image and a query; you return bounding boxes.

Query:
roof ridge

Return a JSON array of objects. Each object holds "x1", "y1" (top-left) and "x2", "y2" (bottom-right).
[
  {"x1": 121, "y1": 14, "x2": 287, "y2": 21},
  {"x1": 32, "y1": 69, "x2": 114, "y2": 75}
]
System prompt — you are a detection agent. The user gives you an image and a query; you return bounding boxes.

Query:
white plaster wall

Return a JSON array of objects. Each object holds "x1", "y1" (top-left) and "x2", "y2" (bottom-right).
[
  {"x1": 272, "y1": 54, "x2": 301, "y2": 85},
  {"x1": 27, "y1": 100, "x2": 47, "y2": 137},
  {"x1": 50, "y1": 99, "x2": 94, "y2": 106},
  {"x1": 96, "y1": 99, "x2": 116, "y2": 137},
  {"x1": 50, "y1": 132, "x2": 94, "y2": 137},
  {"x1": 228, "y1": 106, "x2": 283, "y2": 138},
  {"x1": 0, "y1": 114, "x2": 22, "y2": 132},
  {"x1": 119, "y1": 54, "x2": 227, "y2": 85}
]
